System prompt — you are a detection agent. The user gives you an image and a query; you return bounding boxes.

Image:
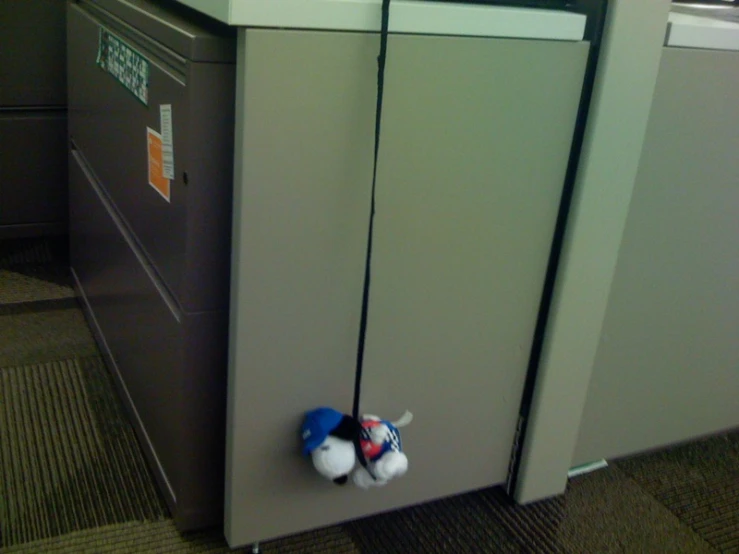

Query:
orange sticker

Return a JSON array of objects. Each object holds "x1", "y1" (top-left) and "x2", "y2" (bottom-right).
[{"x1": 147, "y1": 127, "x2": 170, "y2": 202}]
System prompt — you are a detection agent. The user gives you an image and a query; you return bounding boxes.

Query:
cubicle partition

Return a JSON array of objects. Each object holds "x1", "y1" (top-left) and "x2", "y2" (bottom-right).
[{"x1": 573, "y1": 6, "x2": 739, "y2": 465}]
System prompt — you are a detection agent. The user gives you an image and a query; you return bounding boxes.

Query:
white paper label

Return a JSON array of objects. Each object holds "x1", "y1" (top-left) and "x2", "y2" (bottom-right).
[{"x1": 160, "y1": 104, "x2": 174, "y2": 180}]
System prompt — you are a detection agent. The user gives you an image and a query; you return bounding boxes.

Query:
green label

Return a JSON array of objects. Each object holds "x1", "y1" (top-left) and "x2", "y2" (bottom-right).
[{"x1": 97, "y1": 28, "x2": 149, "y2": 105}]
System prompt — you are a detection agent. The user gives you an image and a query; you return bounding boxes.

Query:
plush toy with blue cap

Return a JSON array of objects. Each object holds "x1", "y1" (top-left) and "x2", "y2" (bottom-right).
[{"x1": 301, "y1": 407, "x2": 413, "y2": 488}]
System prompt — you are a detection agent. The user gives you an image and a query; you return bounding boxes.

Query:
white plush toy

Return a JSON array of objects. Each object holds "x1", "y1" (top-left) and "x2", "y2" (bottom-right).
[{"x1": 301, "y1": 407, "x2": 413, "y2": 488}]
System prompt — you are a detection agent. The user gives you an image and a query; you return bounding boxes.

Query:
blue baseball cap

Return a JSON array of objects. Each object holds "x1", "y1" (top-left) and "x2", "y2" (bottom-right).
[{"x1": 301, "y1": 407, "x2": 344, "y2": 455}]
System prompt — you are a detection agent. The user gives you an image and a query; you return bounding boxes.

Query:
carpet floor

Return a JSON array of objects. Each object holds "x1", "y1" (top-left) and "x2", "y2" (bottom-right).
[{"x1": 1, "y1": 236, "x2": 737, "y2": 553}]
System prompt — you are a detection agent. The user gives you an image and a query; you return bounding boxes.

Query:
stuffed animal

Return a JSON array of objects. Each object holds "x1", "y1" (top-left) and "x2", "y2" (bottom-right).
[
  {"x1": 351, "y1": 411, "x2": 413, "y2": 488},
  {"x1": 301, "y1": 407, "x2": 412, "y2": 488}
]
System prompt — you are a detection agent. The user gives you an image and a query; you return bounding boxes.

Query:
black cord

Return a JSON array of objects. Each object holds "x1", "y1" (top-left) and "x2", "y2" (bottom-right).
[{"x1": 352, "y1": 0, "x2": 391, "y2": 422}]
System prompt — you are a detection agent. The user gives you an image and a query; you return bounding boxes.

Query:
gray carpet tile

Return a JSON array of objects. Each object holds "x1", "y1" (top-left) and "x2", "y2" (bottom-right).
[
  {"x1": 615, "y1": 433, "x2": 739, "y2": 553},
  {"x1": 0, "y1": 239, "x2": 55, "y2": 268},
  {"x1": 0, "y1": 519, "x2": 359, "y2": 554},
  {"x1": 0, "y1": 304, "x2": 99, "y2": 367},
  {"x1": 348, "y1": 467, "x2": 719, "y2": 554},
  {"x1": 556, "y1": 466, "x2": 718, "y2": 554},
  {"x1": 472, "y1": 488, "x2": 566, "y2": 553},
  {"x1": 0, "y1": 237, "x2": 75, "y2": 312},
  {"x1": 347, "y1": 488, "x2": 525, "y2": 554},
  {"x1": 0, "y1": 357, "x2": 169, "y2": 547},
  {"x1": 0, "y1": 269, "x2": 75, "y2": 305},
  {"x1": 2, "y1": 237, "x2": 739, "y2": 554},
  {"x1": 0, "y1": 237, "x2": 71, "y2": 296}
]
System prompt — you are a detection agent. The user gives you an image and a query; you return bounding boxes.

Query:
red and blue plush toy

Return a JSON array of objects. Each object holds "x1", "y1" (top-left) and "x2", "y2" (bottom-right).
[{"x1": 301, "y1": 407, "x2": 413, "y2": 488}]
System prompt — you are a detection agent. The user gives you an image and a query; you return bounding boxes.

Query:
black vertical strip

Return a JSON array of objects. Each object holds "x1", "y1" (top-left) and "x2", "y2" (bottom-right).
[
  {"x1": 506, "y1": 0, "x2": 610, "y2": 497},
  {"x1": 352, "y1": 0, "x2": 391, "y2": 420}
]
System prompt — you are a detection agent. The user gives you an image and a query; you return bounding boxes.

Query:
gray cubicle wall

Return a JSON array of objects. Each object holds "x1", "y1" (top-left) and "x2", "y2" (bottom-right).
[{"x1": 573, "y1": 46, "x2": 739, "y2": 466}]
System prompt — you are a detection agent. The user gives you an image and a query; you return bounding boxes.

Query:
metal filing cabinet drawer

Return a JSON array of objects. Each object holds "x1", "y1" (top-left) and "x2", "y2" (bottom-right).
[
  {"x1": 69, "y1": 147, "x2": 228, "y2": 529},
  {"x1": 68, "y1": 0, "x2": 236, "y2": 311},
  {"x1": 0, "y1": 112, "x2": 67, "y2": 227},
  {"x1": 68, "y1": 0, "x2": 236, "y2": 530},
  {"x1": 0, "y1": 0, "x2": 67, "y2": 107},
  {"x1": 0, "y1": 0, "x2": 68, "y2": 238}
]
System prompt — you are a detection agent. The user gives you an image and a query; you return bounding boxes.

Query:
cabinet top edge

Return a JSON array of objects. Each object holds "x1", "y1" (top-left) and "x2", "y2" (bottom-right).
[{"x1": 172, "y1": 0, "x2": 587, "y2": 42}]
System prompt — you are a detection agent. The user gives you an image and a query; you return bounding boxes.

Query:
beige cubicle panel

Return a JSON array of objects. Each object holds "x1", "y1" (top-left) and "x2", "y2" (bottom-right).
[
  {"x1": 573, "y1": 46, "x2": 739, "y2": 466},
  {"x1": 225, "y1": 27, "x2": 589, "y2": 547},
  {"x1": 511, "y1": 0, "x2": 673, "y2": 504}
]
